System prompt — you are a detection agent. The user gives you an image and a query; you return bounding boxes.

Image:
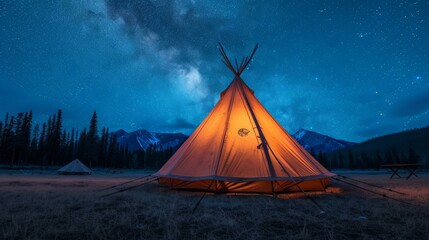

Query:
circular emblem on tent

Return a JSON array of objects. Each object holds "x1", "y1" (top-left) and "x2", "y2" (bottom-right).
[{"x1": 238, "y1": 128, "x2": 250, "y2": 137}]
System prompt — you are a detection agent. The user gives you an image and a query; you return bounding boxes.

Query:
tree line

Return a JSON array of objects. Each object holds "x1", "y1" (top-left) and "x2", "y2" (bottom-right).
[
  {"x1": 311, "y1": 146, "x2": 425, "y2": 170},
  {"x1": 0, "y1": 110, "x2": 174, "y2": 169}
]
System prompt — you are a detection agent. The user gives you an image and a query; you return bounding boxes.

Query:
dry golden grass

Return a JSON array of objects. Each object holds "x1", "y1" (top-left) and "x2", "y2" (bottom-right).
[{"x1": 0, "y1": 171, "x2": 428, "y2": 240}]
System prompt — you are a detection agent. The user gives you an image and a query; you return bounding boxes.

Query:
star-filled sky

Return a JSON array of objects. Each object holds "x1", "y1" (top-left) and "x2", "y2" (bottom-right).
[{"x1": 1, "y1": 0, "x2": 428, "y2": 142}]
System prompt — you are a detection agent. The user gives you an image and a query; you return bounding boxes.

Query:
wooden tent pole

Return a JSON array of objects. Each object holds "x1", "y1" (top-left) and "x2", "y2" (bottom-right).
[
  {"x1": 238, "y1": 82, "x2": 276, "y2": 178},
  {"x1": 238, "y1": 44, "x2": 258, "y2": 74}
]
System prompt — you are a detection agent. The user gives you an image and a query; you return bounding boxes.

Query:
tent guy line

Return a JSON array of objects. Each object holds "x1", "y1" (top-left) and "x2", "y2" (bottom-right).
[
  {"x1": 94, "y1": 175, "x2": 154, "y2": 193},
  {"x1": 331, "y1": 177, "x2": 420, "y2": 207},
  {"x1": 100, "y1": 176, "x2": 159, "y2": 198},
  {"x1": 336, "y1": 175, "x2": 406, "y2": 195}
]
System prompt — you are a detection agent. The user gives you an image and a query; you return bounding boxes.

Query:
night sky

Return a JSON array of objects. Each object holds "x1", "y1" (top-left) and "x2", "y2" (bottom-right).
[{"x1": 1, "y1": 0, "x2": 428, "y2": 142}]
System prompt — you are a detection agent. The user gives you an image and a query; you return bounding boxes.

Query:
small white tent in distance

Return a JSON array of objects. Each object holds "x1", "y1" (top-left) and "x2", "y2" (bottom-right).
[{"x1": 58, "y1": 159, "x2": 92, "y2": 175}]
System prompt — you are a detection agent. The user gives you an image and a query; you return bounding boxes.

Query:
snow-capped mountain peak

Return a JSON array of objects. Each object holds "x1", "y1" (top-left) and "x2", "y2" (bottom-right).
[
  {"x1": 112, "y1": 129, "x2": 188, "y2": 151},
  {"x1": 293, "y1": 128, "x2": 308, "y2": 140},
  {"x1": 292, "y1": 129, "x2": 355, "y2": 153}
]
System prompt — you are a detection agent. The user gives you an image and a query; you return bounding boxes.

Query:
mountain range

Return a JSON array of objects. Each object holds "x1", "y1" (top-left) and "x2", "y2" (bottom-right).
[
  {"x1": 113, "y1": 126, "x2": 428, "y2": 169},
  {"x1": 291, "y1": 129, "x2": 356, "y2": 153},
  {"x1": 112, "y1": 129, "x2": 188, "y2": 151},
  {"x1": 113, "y1": 128, "x2": 355, "y2": 153}
]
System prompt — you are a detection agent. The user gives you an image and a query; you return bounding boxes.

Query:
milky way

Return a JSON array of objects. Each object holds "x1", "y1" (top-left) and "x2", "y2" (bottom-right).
[{"x1": 0, "y1": 0, "x2": 428, "y2": 142}]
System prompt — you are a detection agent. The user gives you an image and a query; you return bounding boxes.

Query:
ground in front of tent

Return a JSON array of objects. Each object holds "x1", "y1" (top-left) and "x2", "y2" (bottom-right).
[{"x1": 0, "y1": 169, "x2": 428, "y2": 240}]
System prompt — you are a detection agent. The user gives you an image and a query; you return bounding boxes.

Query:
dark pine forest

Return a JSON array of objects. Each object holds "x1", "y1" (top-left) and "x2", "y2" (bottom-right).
[{"x1": 0, "y1": 110, "x2": 173, "y2": 169}]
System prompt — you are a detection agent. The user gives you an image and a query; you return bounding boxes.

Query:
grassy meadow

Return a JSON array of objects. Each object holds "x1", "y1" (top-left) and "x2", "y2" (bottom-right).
[{"x1": 0, "y1": 170, "x2": 428, "y2": 240}]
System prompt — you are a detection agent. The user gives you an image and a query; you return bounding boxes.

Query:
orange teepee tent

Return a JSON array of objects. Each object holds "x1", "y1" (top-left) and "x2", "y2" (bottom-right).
[{"x1": 155, "y1": 44, "x2": 335, "y2": 194}]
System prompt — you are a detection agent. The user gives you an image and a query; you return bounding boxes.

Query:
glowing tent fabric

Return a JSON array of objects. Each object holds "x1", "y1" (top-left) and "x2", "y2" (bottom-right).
[
  {"x1": 58, "y1": 159, "x2": 92, "y2": 175},
  {"x1": 155, "y1": 45, "x2": 334, "y2": 193}
]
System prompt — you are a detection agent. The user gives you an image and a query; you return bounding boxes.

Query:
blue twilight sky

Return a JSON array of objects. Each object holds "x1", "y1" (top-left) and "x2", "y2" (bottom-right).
[{"x1": 0, "y1": 0, "x2": 428, "y2": 142}]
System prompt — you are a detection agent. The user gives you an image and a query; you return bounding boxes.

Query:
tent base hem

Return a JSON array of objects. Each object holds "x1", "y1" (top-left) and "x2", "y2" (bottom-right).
[{"x1": 158, "y1": 177, "x2": 330, "y2": 194}]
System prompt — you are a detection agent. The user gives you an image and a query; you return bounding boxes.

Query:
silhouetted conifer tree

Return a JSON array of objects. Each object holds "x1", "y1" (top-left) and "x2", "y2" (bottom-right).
[
  {"x1": 107, "y1": 133, "x2": 118, "y2": 168},
  {"x1": 348, "y1": 150, "x2": 355, "y2": 170},
  {"x1": 375, "y1": 150, "x2": 382, "y2": 170},
  {"x1": 77, "y1": 128, "x2": 87, "y2": 161},
  {"x1": 400, "y1": 153, "x2": 408, "y2": 164},
  {"x1": 360, "y1": 152, "x2": 370, "y2": 169},
  {"x1": 384, "y1": 149, "x2": 393, "y2": 164},
  {"x1": 85, "y1": 111, "x2": 98, "y2": 167},
  {"x1": 391, "y1": 146, "x2": 401, "y2": 164},
  {"x1": 0, "y1": 120, "x2": 3, "y2": 159},
  {"x1": 67, "y1": 128, "x2": 76, "y2": 160},
  {"x1": 317, "y1": 151, "x2": 327, "y2": 167},
  {"x1": 338, "y1": 150, "x2": 344, "y2": 169},
  {"x1": 408, "y1": 148, "x2": 420, "y2": 163},
  {"x1": 29, "y1": 124, "x2": 39, "y2": 164},
  {"x1": 98, "y1": 127, "x2": 109, "y2": 167},
  {"x1": 51, "y1": 109, "x2": 63, "y2": 165}
]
